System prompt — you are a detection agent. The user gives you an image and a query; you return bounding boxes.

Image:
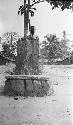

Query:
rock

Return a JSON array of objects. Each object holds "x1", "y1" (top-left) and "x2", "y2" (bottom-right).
[{"x1": 14, "y1": 97, "x2": 18, "y2": 100}]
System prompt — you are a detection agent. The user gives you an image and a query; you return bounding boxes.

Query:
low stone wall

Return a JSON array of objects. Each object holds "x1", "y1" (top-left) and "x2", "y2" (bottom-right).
[{"x1": 4, "y1": 75, "x2": 51, "y2": 97}]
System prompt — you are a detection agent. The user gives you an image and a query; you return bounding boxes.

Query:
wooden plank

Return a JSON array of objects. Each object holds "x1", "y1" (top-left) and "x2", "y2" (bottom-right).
[{"x1": 5, "y1": 75, "x2": 49, "y2": 80}]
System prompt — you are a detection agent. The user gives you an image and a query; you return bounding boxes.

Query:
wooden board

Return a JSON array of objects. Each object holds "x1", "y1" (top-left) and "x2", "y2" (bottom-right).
[{"x1": 5, "y1": 75, "x2": 49, "y2": 80}]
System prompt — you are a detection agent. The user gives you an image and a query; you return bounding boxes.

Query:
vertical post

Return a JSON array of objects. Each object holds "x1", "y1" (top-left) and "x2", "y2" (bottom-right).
[
  {"x1": 24, "y1": 0, "x2": 30, "y2": 37},
  {"x1": 28, "y1": 0, "x2": 30, "y2": 33},
  {"x1": 24, "y1": 0, "x2": 28, "y2": 37},
  {"x1": 23, "y1": 0, "x2": 29, "y2": 74}
]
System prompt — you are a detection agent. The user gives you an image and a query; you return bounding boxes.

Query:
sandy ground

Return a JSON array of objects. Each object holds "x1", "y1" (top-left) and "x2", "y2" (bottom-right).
[{"x1": 0, "y1": 63, "x2": 73, "y2": 125}]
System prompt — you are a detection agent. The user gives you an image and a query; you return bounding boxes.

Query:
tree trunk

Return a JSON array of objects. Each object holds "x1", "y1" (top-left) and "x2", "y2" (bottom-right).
[
  {"x1": 24, "y1": 11, "x2": 29, "y2": 37},
  {"x1": 14, "y1": 0, "x2": 40, "y2": 75}
]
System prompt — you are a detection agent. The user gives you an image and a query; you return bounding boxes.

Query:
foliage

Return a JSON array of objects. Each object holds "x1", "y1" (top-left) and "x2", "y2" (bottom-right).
[
  {"x1": 49, "y1": 1, "x2": 73, "y2": 10},
  {"x1": 60, "y1": 30, "x2": 70, "y2": 60},
  {"x1": 40, "y1": 40, "x2": 49, "y2": 59},
  {"x1": 40, "y1": 31, "x2": 72, "y2": 64},
  {"x1": 2, "y1": 32, "x2": 20, "y2": 44},
  {"x1": 18, "y1": 1, "x2": 73, "y2": 16},
  {"x1": 2, "y1": 43, "x2": 16, "y2": 59},
  {"x1": 1, "y1": 32, "x2": 20, "y2": 58},
  {"x1": 40, "y1": 34, "x2": 62, "y2": 60},
  {"x1": 69, "y1": 51, "x2": 73, "y2": 61}
]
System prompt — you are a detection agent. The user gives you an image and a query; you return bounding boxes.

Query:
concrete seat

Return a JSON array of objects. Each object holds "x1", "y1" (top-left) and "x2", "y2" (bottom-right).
[{"x1": 4, "y1": 75, "x2": 50, "y2": 97}]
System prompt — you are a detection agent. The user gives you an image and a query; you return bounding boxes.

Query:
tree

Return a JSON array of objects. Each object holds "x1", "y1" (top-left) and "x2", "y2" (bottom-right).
[
  {"x1": 2, "y1": 32, "x2": 20, "y2": 44},
  {"x1": 1, "y1": 32, "x2": 20, "y2": 58},
  {"x1": 60, "y1": 30, "x2": 70, "y2": 60},
  {"x1": 41, "y1": 34, "x2": 62, "y2": 61},
  {"x1": 40, "y1": 40, "x2": 49, "y2": 59}
]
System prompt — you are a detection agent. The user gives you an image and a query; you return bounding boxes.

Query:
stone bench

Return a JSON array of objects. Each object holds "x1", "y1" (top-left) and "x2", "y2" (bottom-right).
[{"x1": 4, "y1": 75, "x2": 50, "y2": 97}]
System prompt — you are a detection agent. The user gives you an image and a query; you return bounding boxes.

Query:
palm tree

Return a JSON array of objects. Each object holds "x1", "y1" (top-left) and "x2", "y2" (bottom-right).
[{"x1": 44, "y1": 34, "x2": 62, "y2": 60}]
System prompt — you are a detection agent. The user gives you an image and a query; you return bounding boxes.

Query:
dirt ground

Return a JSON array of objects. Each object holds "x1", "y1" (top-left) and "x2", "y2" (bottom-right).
[{"x1": 0, "y1": 63, "x2": 73, "y2": 125}]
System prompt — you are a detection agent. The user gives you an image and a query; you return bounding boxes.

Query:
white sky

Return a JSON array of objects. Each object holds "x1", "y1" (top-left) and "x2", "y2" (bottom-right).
[
  {"x1": 0, "y1": 0, "x2": 73, "y2": 42},
  {"x1": 31, "y1": 1, "x2": 73, "y2": 41},
  {"x1": 0, "y1": 0, "x2": 24, "y2": 37}
]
